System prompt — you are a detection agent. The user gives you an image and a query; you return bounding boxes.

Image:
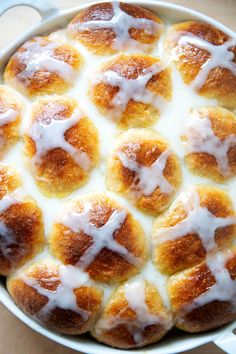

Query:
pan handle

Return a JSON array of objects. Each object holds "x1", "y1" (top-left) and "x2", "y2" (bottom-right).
[
  {"x1": 0, "y1": 0, "x2": 59, "y2": 20},
  {"x1": 214, "y1": 331, "x2": 236, "y2": 354}
]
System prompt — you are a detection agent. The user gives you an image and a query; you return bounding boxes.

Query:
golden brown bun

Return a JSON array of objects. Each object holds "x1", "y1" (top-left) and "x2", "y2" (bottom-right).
[
  {"x1": 4, "y1": 36, "x2": 83, "y2": 97},
  {"x1": 68, "y1": 2, "x2": 162, "y2": 55},
  {"x1": 167, "y1": 249, "x2": 236, "y2": 332},
  {"x1": 7, "y1": 259, "x2": 103, "y2": 334},
  {"x1": 166, "y1": 21, "x2": 236, "y2": 109},
  {"x1": 49, "y1": 193, "x2": 147, "y2": 283},
  {"x1": 90, "y1": 54, "x2": 172, "y2": 127},
  {"x1": 92, "y1": 280, "x2": 172, "y2": 349},
  {"x1": 0, "y1": 166, "x2": 44, "y2": 276},
  {"x1": 183, "y1": 106, "x2": 236, "y2": 182},
  {"x1": 106, "y1": 129, "x2": 181, "y2": 215},
  {"x1": 24, "y1": 96, "x2": 99, "y2": 198},
  {"x1": 153, "y1": 185, "x2": 236, "y2": 275},
  {"x1": 0, "y1": 85, "x2": 24, "y2": 157}
]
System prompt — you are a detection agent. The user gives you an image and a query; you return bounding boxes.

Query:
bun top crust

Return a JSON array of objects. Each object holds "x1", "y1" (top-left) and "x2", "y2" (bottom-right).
[
  {"x1": 4, "y1": 36, "x2": 83, "y2": 97},
  {"x1": 49, "y1": 193, "x2": 147, "y2": 283},
  {"x1": 24, "y1": 96, "x2": 99, "y2": 197},
  {"x1": 153, "y1": 185, "x2": 236, "y2": 275},
  {"x1": 68, "y1": 2, "x2": 163, "y2": 55},
  {"x1": 182, "y1": 106, "x2": 236, "y2": 182},
  {"x1": 0, "y1": 85, "x2": 24, "y2": 157},
  {"x1": 167, "y1": 249, "x2": 236, "y2": 332},
  {"x1": 92, "y1": 280, "x2": 173, "y2": 348},
  {"x1": 2, "y1": 1, "x2": 236, "y2": 350},
  {"x1": 166, "y1": 21, "x2": 236, "y2": 108},
  {"x1": 0, "y1": 165, "x2": 44, "y2": 275},
  {"x1": 90, "y1": 54, "x2": 172, "y2": 127},
  {"x1": 7, "y1": 259, "x2": 103, "y2": 334},
  {"x1": 106, "y1": 128, "x2": 181, "y2": 214}
]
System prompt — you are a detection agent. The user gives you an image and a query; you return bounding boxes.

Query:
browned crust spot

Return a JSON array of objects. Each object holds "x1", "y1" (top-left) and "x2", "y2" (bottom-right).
[
  {"x1": 68, "y1": 2, "x2": 163, "y2": 55},
  {"x1": 7, "y1": 260, "x2": 102, "y2": 334},
  {"x1": 153, "y1": 185, "x2": 236, "y2": 275},
  {"x1": 91, "y1": 54, "x2": 172, "y2": 127},
  {"x1": 25, "y1": 96, "x2": 99, "y2": 198},
  {"x1": 166, "y1": 21, "x2": 236, "y2": 108},
  {"x1": 49, "y1": 194, "x2": 147, "y2": 283},
  {"x1": 106, "y1": 129, "x2": 181, "y2": 215},
  {"x1": 4, "y1": 37, "x2": 83, "y2": 97},
  {"x1": 183, "y1": 106, "x2": 236, "y2": 182},
  {"x1": 167, "y1": 249, "x2": 236, "y2": 332}
]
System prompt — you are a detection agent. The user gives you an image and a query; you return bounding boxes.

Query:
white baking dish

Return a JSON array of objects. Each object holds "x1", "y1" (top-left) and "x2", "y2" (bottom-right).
[{"x1": 0, "y1": 0, "x2": 235, "y2": 353}]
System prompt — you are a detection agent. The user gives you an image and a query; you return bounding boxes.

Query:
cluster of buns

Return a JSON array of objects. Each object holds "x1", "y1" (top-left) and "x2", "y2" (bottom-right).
[{"x1": 1, "y1": 1, "x2": 236, "y2": 350}]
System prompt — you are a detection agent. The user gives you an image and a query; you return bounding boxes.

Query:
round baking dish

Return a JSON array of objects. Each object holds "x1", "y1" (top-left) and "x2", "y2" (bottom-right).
[{"x1": 0, "y1": 0, "x2": 235, "y2": 353}]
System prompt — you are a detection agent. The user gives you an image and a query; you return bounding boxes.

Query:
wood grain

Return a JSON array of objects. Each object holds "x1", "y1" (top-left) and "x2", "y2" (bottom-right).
[{"x1": 0, "y1": 1, "x2": 235, "y2": 353}]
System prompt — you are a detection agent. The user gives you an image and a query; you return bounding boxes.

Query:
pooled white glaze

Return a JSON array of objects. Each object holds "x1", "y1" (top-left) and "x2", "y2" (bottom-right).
[
  {"x1": 117, "y1": 145, "x2": 173, "y2": 196},
  {"x1": 28, "y1": 107, "x2": 90, "y2": 170},
  {"x1": 61, "y1": 201, "x2": 139, "y2": 268},
  {"x1": 184, "y1": 110, "x2": 236, "y2": 177},
  {"x1": 175, "y1": 33, "x2": 236, "y2": 90},
  {"x1": 95, "y1": 280, "x2": 171, "y2": 344},
  {"x1": 22, "y1": 263, "x2": 90, "y2": 320},
  {"x1": 15, "y1": 37, "x2": 75, "y2": 84},
  {"x1": 70, "y1": 1, "x2": 160, "y2": 51},
  {"x1": 95, "y1": 62, "x2": 166, "y2": 118},
  {"x1": 184, "y1": 251, "x2": 236, "y2": 314},
  {"x1": 153, "y1": 187, "x2": 236, "y2": 252},
  {"x1": 0, "y1": 108, "x2": 17, "y2": 127}
]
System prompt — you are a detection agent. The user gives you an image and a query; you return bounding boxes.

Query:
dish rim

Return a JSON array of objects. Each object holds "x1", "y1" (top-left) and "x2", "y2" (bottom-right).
[{"x1": 0, "y1": 1, "x2": 235, "y2": 353}]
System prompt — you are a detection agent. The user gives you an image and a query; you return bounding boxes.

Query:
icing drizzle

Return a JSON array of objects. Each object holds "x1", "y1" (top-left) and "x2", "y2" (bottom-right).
[
  {"x1": 28, "y1": 108, "x2": 91, "y2": 171},
  {"x1": 117, "y1": 145, "x2": 173, "y2": 196},
  {"x1": 123, "y1": 281, "x2": 169, "y2": 343},
  {"x1": 71, "y1": 1, "x2": 160, "y2": 50},
  {"x1": 96, "y1": 63, "x2": 165, "y2": 118},
  {"x1": 15, "y1": 37, "x2": 75, "y2": 84},
  {"x1": 184, "y1": 110, "x2": 236, "y2": 177},
  {"x1": 153, "y1": 188, "x2": 236, "y2": 252},
  {"x1": 154, "y1": 187, "x2": 236, "y2": 313},
  {"x1": 61, "y1": 201, "x2": 139, "y2": 269},
  {"x1": 176, "y1": 33, "x2": 236, "y2": 90},
  {"x1": 23, "y1": 264, "x2": 90, "y2": 320},
  {"x1": 95, "y1": 281, "x2": 171, "y2": 344},
  {"x1": 184, "y1": 251, "x2": 236, "y2": 314}
]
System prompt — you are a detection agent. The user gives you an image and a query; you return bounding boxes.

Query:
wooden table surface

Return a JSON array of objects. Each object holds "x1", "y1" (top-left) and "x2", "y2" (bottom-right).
[{"x1": 0, "y1": 0, "x2": 235, "y2": 353}]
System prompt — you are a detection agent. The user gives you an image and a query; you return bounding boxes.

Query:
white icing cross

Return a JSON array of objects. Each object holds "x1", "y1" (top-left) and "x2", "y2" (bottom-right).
[
  {"x1": 117, "y1": 145, "x2": 173, "y2": 196},
  {"x1": 153, "y1": 188, "x2": 236, "y2": 252},
  {"x1": 184, "y1": 251, "x2": 236, "y2": 314},
  {"x1": 95, "y1": 281, "x2": 171, "y2": 344},
  {"x1": 96, "y1": 63, "x2": 165, "y2": 118},
  {"x1": 0, "y1": 108, "x2": 17, "y2": 127},
  {"x1": 29, "y1": 107, "x2": 91, "y2": 171},
  {"x1": 153, "y1": 187, "x2": 236, "y2": 313},
  {"x1": 176, "y1": 33, "x2": 236, "y2": 90},
  {"x1": 15, "y1": 37, "x2": 75, "y2": 84},
  {"x1": 0, "y1": 194, "x2": 23, "y2": 262},
  {"x1": 61, "y1": 202, "x2": 139, "y2": 269},
  {"x1": 23, "y1": 264, "x2": 90, "y2": 320},
  {"x1": 71, "y1": 1, "x2": 160, "y2": 50},
  {"x1": 184, "y1": 110, "x2": 236, "y2": 177},
  {"x1": 123, "y1": 281, "x2": 170, "y2": 343}
]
